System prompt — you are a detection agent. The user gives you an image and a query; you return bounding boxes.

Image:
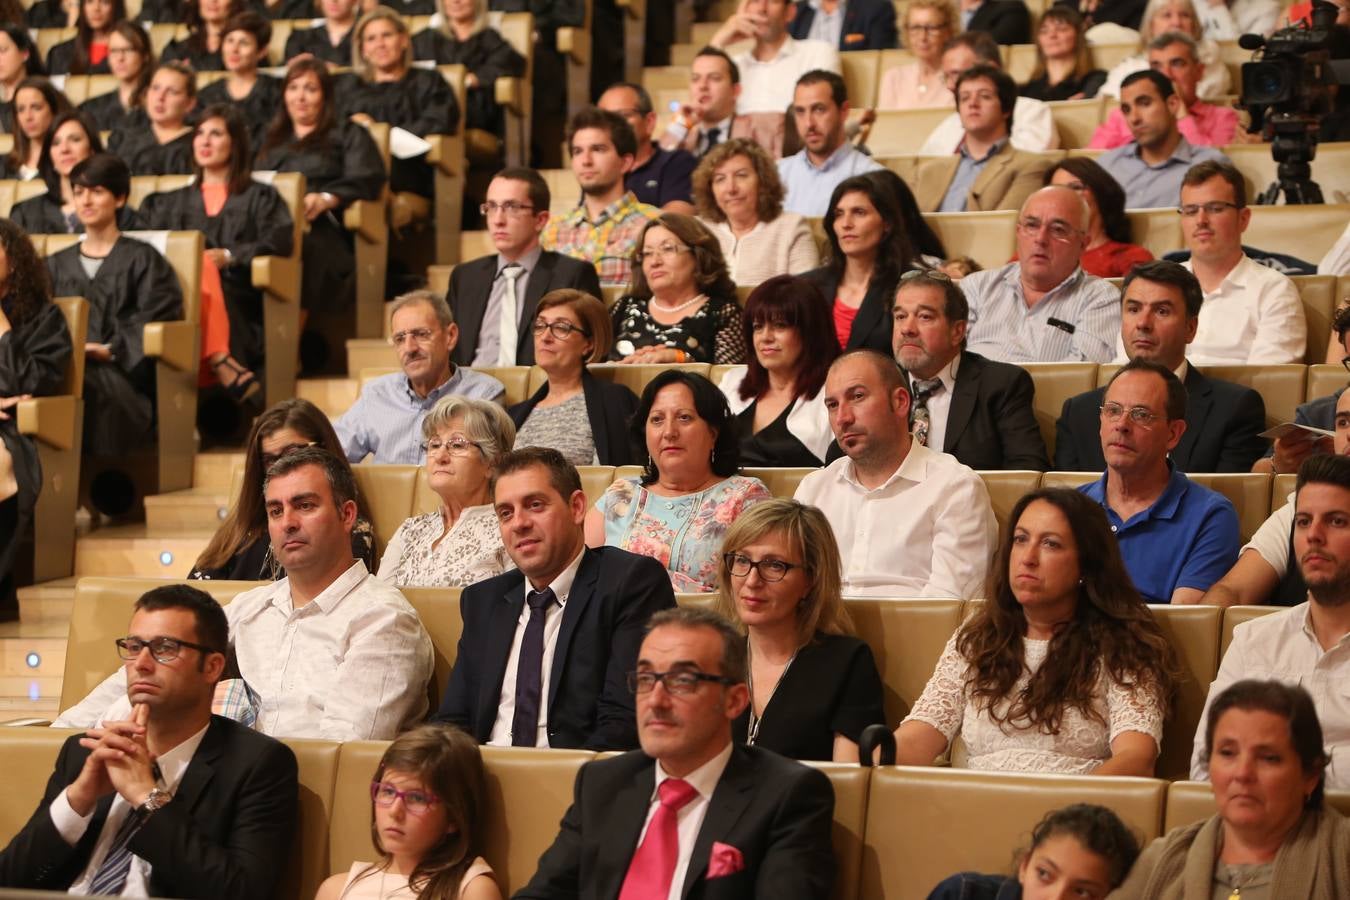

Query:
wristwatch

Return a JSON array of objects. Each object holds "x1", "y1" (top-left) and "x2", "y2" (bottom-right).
[{"x1": 137, "y1": 787, "x2": 173, "y2": 817}]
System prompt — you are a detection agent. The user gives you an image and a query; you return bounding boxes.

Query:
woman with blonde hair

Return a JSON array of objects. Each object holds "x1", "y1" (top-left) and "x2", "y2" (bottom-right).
[
  {"x1": 411, "y1": 0, "x2": 524, "y2": 134},
  {"x1": 692, "y1": 138, "x2": 819, "y2": 287},
  {"x1": 1021, "y1": 6, "x2": 1106, "y2": 101},
  {"x1": 1098, "y1": 0, "x2": 1231, "y2": 100},
  {"x1": 378, "y1": 395, "x2": 515, "y2": 587},
  {"x1": 715, "y1": 499, "x2": 885, "y2": 762},
  {"x1": 315, "y1": 724, "x2": 502, "y2": 900},
  {"x1": 876, "y1": 0, "x2": 956, "y2": 109}
]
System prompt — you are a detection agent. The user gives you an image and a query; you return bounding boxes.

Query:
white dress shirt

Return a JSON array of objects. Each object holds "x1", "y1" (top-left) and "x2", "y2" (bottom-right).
[
  {"x1": 732, "y1": 37, "x2": 841, "y2": 114},
  {"x1": 56, "y1": 563, "x2": 435, "y2": 742},
  {"x1": 918, "y1": 96, "x2": 1059, "y2": 155},
  {"x1": 632, "y1": 742, "x2": 734, "y2": 900},
  {"x1": 1184, "y1": 255, "x2": 1306, "y2": 365},
  {"x1": 488, "y1": 548, "x2": 586, "y2": 747},
  {"x1": 912, "y1": 354, "x2": 959, "y2": 452},
  {"x1": 1190, "y1": 601, "x2": 1350, "y2": 790},
  {"x1": 50, "y1": 721, "x2": 210, "y2": 897},
  {"x1": 794, "y1": 441, "x2": 998, "y2": 598}
]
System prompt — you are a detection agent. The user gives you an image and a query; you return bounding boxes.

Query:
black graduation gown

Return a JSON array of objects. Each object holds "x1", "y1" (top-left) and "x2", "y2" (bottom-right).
[
  {"x1": 257, "y1": 0, "x2": 316, "y2": 18},
  {"x1": 45, "y1": 236, "x2": 183, "y2": 455},
  {"x1": 0, "y1": 299, "x2": 73, "y2": 608},
  {"x1": 10, "y1": 192, "x2": 146, "y2": 234},
  {"x1": 410, "y1": 28, "x2": 524, "y2": 134},
  {"x1": 25, "y1": 0, "x2": 69, "y2": 27},
  {"x1": 78, "y1": 90, "x2": 136, "y2": 132},
  {"x1": 134, "y1": 0, "x2": 180, "y2": 22},
  {"x1": 106, "y1": 118, "x2": 194, "y2": 176},
  {"x1": 281, "y1": 22, "x2": 353, "y2": 66},
  {"x1": 254, "y1": 121, "x2": 385, "y2": 311},
  {"x1": 159, "y1": 37, "x2": 223, "y2": 71},
  {"x1": 337, "y1": 67, "x2": 459, "y2": 197},
  {"x1": 45, "y1": 39, "x2": 112, "y2": 76},
  {"x1": 138, "y1": 181, "x2": 294, "y2": 370},
  {"x1": 382, "y1": 0, "x2": 436, "y2": 14},
  {"x1": 198, "y1": 75, "x2": 282, "y2": 151}
]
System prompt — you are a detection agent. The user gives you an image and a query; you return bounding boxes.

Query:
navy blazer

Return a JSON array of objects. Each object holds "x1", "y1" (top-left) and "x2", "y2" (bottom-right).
[
  {"x1": 801, "y1": 266, "x2": 898, "y2": 355},
  {"x1": 509, "y1": 369, "x2": 641, "y2": 466},
  {"x1": 434, "y1": 545, "x2": 676, "y2": 750},
  {"x1": 789, "y1": 0, "x2": 898, "y2": 50}
]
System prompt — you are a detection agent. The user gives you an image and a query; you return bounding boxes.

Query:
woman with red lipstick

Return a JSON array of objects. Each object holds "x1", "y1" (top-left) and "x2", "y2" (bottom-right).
[
  {"x1": 896, "y1": 488, "x2": 1176, "y2": 776},
  {"x1": 1112, "y1": 680, "x2": 1350, "y2": 899},
  {"x1": 315, "y1": 724, "x2": 501, "y2": 900},
  {"x1": 197, "y1": 11, "x2": 282, "y2": 151},
  {"x1": 715, "y1": 499, "x2": 884, "y2": 762}
]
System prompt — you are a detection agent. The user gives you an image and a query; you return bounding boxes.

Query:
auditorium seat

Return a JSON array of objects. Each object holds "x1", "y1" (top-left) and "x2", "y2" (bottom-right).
[
  {"x1": 350, "y1": 465, "x2": 422, "y2": 551},
  {"x1": 572, "y1": 362, "x2": 711, "y2": 397},
  {"x1": 346, "y1": 338, "x2": 397, "y2": 375},
  {"x1": 1002, "y1": 43, "x2": 1039, "y2": 85},
  {"x1": 807, "y1": 762, "x2": 872, "y2": 900},
  {"x1": 1293, "y1": 274, "x2": 1338, "y2": 366},
  {"x1": 540, "y1": 167, "x2": 580, "y2": 215},
  {"x1": 473, "y1": 365, "x2": 532, "y2": 405},
  {"x1": 923, "y1": 210, "x2": 1019, "y2": 272},
  {"x1": 282, "y1": 738, "x2": 343, "y2": 900},
  {"x1": 0, "y1": 727, "x2": 81, "y2": 847},
  {"x1": 1021, "y1": 363, "x2": 1100, "y2": 460},
  {"x1": 1125, "y1": 208, "x2": 1185, "y2": 259},
  {"x1": 1048, "y1": 97, "x2": 1107, "y2": 150},
  {"x1": 1306, "y1": 363, "x2": 1345, "y2": 404},
  {"x1": 488, "y1": 12, "x2": 536, "y2": 167},
  {"x1": 1148, "y1": 604, "x2": 1221, "y2": 781},
  {"x1": 1038, "y1": 471, "x2": 1096, "y2": 492},
  {"x1": 744, "y1": 467, "x2": 816, "y2": 499},
  {"x1": 1165, "y1": 781, "x2": 1350, "y2": 831},
  {"x1": 558, "y1": 0, "x2": 594, "y2": 121},
  {"x1": 348, "y1": 121, "x2": 393, "y2": 341},
  {"x1": 1246, "y1": 204, "x2": 1350, "y2": 264},
  {"x1": 977, "y1": 470, "x2": 1042, "y2": 533},
  {"x1": 840, "y1": 50, "x2": 881, "y2": 109},
  {"x1": 400, "y1": 587, "x2": 463, "y2": 709},
  {"x1": 1225, "y1": 142, "x2": 1350, "y2": 206},
  {"x1": 1220, "y1": 604, "x2": 1280, "y2": 656},
  {"x1": 1271, "y1": 471, "x2": 1297, "y2": 512},
  {"x1": 868, "y1": 108, "x2": 962, "y2": 156},
  {"x1": 846, "y1": 598, "x2": 964, "y2": 726},
  {"x1": 1185, "y1": 472, "x2": 1273, "y2": 543}
]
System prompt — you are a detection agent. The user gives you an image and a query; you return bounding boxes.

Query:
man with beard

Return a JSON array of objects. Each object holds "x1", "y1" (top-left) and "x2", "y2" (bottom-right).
[
  {"x1": 1190, "y1": 452, "x2": 1350, "y2": 790},
  {"x1": 776, "y1": 70, "x2": 880, "y2": 216}
]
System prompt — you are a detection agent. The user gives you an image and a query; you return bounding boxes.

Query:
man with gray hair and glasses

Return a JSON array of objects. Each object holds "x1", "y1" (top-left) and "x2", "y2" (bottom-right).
[{"x1": 336, "y1": 289, "x2": 506, "y2": 464}]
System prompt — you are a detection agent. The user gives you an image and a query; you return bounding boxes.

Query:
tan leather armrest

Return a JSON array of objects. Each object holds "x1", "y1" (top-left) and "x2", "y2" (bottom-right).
[
  {"x1": 1, "y1": 718, "x2": 55, "y2": 727},
  {"x1": 424, "y1": 134, "x2": 461, "y2": 177},
  {"x1": 557, "y1": 27, "x2": 589, "y2": 65},
  {"x1": 142, "y1": 319, "x2": 197, "y2": 373},
  {"x1": 251, "y1": 254, "x2": 302, "y2": 305},
  {"x1": 616, "y1": 0, "x2": 645, "y2": 17},
  {"x1": 343, "y1": 198, "x2": 387, "y2": 244},
  {"x1": 495, "y1": 76, "x2": 525, "y2": 116},
  {"x1": 15, "y1": 395, "x2": 76, "y2": 451}
]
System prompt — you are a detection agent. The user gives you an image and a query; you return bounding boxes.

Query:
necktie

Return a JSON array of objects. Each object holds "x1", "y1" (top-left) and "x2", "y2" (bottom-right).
[
  {"x1": 702, "y1": 126, "x2": 721, "y2": 156},
  {"x1": 87, "y1": 763, "x2": 163, "y2": 896},
  {"x1": 911, "y1": 377, "x2": 943, "y2": 447},
  {"x1": 510, "y1": 587, "x2": 555, "y2": 747},
  {"x1": 618, "y1": 778, "x2": 699, "y2": 900},
  {"x1": 497, "y1": 263, "x2": 524, "y2": 366}
]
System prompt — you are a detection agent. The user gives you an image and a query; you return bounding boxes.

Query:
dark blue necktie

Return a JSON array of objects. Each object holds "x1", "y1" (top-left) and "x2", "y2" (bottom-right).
[
  {"x1": 87, "y1": 762, "x2": 163, "y2": 895},
  {"x1": 511, "y1": 587, "x2": 556, "y2": 746}
]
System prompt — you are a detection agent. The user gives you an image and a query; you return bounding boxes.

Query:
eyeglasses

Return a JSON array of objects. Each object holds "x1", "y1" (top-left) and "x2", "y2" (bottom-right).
[
  {"x1": 479, "y1": 201, "x2": 536, "y2": 217},
  {"x1": 1099, "y1": 402, "x2": 1162, "y2": 426},
  {"x1": 260, "y1": 441, "x2": 316, "y2": 470},
  {"x1": 421, "y1": 436, "x2": 480, "y2": 456},
  {"x1": 635, "y1": 243, "x2": 692, "y2": 263},
  {"x1": 116, "y1": 635, "x2": 221, "y2": 663},
  {"x1": 1017, "y1": 217, "x2": 1081, "y2": 242},
  {"x1": 389, "y1": 328, "x2": 437, "y2": 346},
  {"x1": 1341, "y1": 354, "x2": 1350, "y2": 373},
  {"x1": 905, "y1": 23, "x2": 947, "y2": 33},
  {"x1": 1178, "y1": 201, "x2": 1241, "y2": 217},
  {"x1": 899, "y1": 268, "x2": 952, "y2": 284},
  {"x1": 724, "y1": 552, "x2": 800, "y2": 582},
  {"x1": 533, "y1": 319, "x2": 592, "y2": 340},
  {"x1": 370, "y1": 781, "x2": 441, "y2": 815},
  {"x1": 627, "y1": 669, "x2": 740, "y2": 695}
]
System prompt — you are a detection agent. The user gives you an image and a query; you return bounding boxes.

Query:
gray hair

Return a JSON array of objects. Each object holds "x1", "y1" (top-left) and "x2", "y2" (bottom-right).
[
  {"x1": 1140, "y1": 0, "x2": 1202, "y2": 41},
  {"x1": 421, "y1": 395, "x2": 517, "y2": 466},
  {"x1": 645, "y1": 606, "x2": 748, "y2": 684},
  {"x1": 1147, "y1": 29, "x2": 1198, "y2": 56},
  {"x1": 391, "y1": 289, "x2": 454, "y2": 328}
]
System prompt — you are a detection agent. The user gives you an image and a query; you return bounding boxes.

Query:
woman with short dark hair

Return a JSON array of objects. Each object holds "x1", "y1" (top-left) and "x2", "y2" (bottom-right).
[
  {"x1": 198, "y1": 11, "x2": 282, "y2": 150},
  {"x1": 1044, "y1": 157, "x2": 1153, "y2": 278}
]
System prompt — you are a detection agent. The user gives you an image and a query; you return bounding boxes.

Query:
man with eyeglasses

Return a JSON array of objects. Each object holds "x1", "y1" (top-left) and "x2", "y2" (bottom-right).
[
  {"x1": 1077, "y1": 357, "x2": 1239, "y2": 603},
  {"x1": 516, "y1": 605, "x2": 836, "y2": 900},
  {"x1": 1096, "y1": 70, "x2": 1230, "y2": 210},
  {"x1": 1, "y1": 584, "x2": 299, "y2": 896},
  {"x1": 959, "y1": 185, "x2": 1121, "y2": 363},
  {"x1": 447, "y1": 168, "x2": 602, "y2": 370},
  {"x1": 598, "y1": 83, "x2": 698, "y2": 214},
  {"x1": 1176, "y1": 160, "x2": 1306, "y2": 365},
  {"x1": 336, "y1": 290, "x2": 506, "y2": 464}
]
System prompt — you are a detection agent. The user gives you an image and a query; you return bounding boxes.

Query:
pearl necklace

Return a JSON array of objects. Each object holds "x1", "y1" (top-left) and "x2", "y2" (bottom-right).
[{"x1": 650, "y1": 293, "x2": 707, "y2": 314}]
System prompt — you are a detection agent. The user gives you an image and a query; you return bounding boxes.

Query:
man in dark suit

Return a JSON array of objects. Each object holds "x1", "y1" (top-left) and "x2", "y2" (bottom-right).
[
  {"x1": 1055, "y1": 260, "x2": 1268, "y2": 473},
  {"x1": 788, "y1": 0, "x2": 898, "y2": 50},
  {"x1": 435, "y1": 447, "x2": 676, "y2": 750},
  {"x1": 449, "y1": 167, "x2": 603, "y2": 368},
  {"x1": 893, "y1": 270, "x2": 1049, "y2": 470},
  {"x1": 961, "y1": 0, "x2": 1030, "y2": 44},
  {"x1": 0, "y1": 584, "x2": 298, "y2": 897},
  {"x1": 515, "y1": 605, "x2": 836, "y2": 900}
]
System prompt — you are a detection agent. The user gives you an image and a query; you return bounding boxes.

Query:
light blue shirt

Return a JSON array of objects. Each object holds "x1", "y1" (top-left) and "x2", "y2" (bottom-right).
[
  {"x1": 777, "y1": 143, "x2": 884, "y2": 216},
  {"x1": 1098, "y1": 137, "x2": 1230, "y2": 210},
  {"x1": 938, "y1": 138, "x2": 1007, "y2": 213},
  {"x1": 806, "y1": 0, "x2": 846, "y2": 48},
  {"x1": 335, "y1": 367, "x2": 506, "y2": 464}
]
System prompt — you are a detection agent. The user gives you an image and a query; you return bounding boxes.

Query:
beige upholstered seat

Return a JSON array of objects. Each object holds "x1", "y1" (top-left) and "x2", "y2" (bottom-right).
[
  {"x1": 1148, "y1": 605, "x2": 1221, "y2": 781},
  {"x1": 1021, "y1": 364, "x2": 1100, "y2": 460},
  {"x1": 1220, "y1": 605, "x2": 1281, "y2": 656},
  {"x1": 846, "y1": 598, "x2": 964, "y2": 726}
]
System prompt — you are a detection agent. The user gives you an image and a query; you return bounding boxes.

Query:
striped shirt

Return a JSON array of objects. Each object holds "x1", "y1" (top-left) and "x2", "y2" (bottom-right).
[
  {"x1": 962, "y1": 262, "x2": 1121, "y2": 364},
  {"x1": 541, "y1": 191, "x2": 660, "y2": 287}
]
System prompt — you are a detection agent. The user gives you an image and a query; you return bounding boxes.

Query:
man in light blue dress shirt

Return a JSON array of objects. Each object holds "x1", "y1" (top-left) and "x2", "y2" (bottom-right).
[{"x1": 777, "y1": 69, "x2": 882, "y2": 215}]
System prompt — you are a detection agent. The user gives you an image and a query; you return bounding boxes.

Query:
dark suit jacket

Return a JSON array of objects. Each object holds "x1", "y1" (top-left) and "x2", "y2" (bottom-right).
[
  {"x1": 509, "y1": 369, "x2": 641, "y2": 465},
  {"x1": 912, "y1": 350, "x2": 1049, "y2": 470},
  {"x1": 449, "y1": 250, "x2": 604, "y2": 366},
  {"x1": 964, "y1": 0, "x2": 1031, "y2": 44},
  {"x1": 513, "y1": 744, "x2": 836, "y2": 900},
  {"x1": 0, "y1": 716, "x2": 298, "y2": 899},
  {"x1": 434, "y1": 545, "x2": 677, "y2": 750},
  {"x1": 801, "y1": 266, "x2": 897, "y2": 355},
  {"x1": 1054, "y1": 365, "x2": 1269, "y2": 473},
  {"x1": 789, "y1": 0, "x2": 898, "y2": 50}
]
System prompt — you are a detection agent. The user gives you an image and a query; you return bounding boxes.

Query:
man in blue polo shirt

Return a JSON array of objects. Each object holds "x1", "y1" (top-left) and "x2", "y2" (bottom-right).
[{"x1": 1078, "y1": 357, "x2": 1240, "y2": 603}]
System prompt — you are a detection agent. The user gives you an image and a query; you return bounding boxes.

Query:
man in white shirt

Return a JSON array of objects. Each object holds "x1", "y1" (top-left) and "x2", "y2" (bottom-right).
[
  {"x1": 1190, "y1": 453, "x2": 1350, "y2": 790},
  {"x1": 960, "y1": 186, "x2": 1122, "y2": 363},
  {"x1": 710, "y1": 0, "x2": 840, "y2": 114},
  {"x1": 515, "y1": 606, "x2": 837, "y2": 899},
  {"x1": 1180, "y1": 159, "x2": 1307, "y2": 365},
  {"x1": 777, "y1": 69, "x2": 882, "y2": 215},
  {"x1": 658, "y1": 47, "x2": 787, "y2": 160},
  {"x1": 56, "y1": 447, "x2": 436, "y2": 741},
  {"x1": 795, "y1": 349, "x2": 997, "y2": 597},
  {"x1": 917, "y1": 32, "x2": 1058, "y2": 155},
  {"x1": 0, "y1": 584, "x2": 298, "y2": 896}
]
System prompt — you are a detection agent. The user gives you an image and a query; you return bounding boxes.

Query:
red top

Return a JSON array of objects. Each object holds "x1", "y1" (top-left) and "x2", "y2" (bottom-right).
[
  {"x1": 1080, "y1": 240, "x2": 1154, "y2": 279},
  {"x1": 89, "y1": 41, "x2": 108, "y2": 66},
  {"x1": 833, "y1": 299, "x2": 860, "y2": 349},
  {"x1": 201, "y1": 182, "x2": 229, "y2": 217}
]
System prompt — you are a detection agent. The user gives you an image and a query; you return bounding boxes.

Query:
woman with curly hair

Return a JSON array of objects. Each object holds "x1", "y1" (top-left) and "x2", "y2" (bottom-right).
[
  {"x1": 693, "y1": 138, "x2": 819, "y2": 287},
  {"x1": 315, "y1": 724, "x2": 501, "y2": 900},
  {"x1": 895, "y1": 487, "x2": 1178, "y2": 776}
]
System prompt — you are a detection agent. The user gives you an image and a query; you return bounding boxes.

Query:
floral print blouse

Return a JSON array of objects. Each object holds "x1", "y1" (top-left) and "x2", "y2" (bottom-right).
[
  {"x1": 375, "y1": 504, "x2": 512, "y2": 587},
  {"x1": 596, "y1": 475, "x2": 771, "y2": 592}
]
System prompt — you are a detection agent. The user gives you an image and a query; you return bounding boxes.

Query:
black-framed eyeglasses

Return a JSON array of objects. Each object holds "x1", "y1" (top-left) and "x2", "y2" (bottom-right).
[
  {"x1": 532, "y1": 319, "x2": 592, "y2": 340},
  {"x1": 116, "y1": 635, "x2": 221, "y2": 663},
  {"x1": 1099, "y1": 402, "x2": 1162, "y2": 427},
  {"x1": 724, "y1": 552, "x2": 800, "y2": 582},
  {"x1": 1177, "y1": 201, "x2": 1242, "y2": 217},
  {"x1": 627, "y1": 669, "x2": 740, "y2": 695}
]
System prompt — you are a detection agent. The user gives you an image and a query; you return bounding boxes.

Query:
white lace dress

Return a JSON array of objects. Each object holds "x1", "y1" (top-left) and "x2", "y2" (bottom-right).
[
  {"x1": 375, "y1": 504, "x2": 512, "y2": 587},
  {"x1": 904, "y1": 634, "x2": 1164, "y2": 774}
]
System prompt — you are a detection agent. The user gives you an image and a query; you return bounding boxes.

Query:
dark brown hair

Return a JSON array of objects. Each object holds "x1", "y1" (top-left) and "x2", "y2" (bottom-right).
[
  {"x1": 822, "y1": 174, "x2": 916, "y2": 285},
  {"x1": 108, "y1": 21, "x2": 155, "y2": 108},
  {"x1": 1204, "y1": 680, "x2": 1329, "y2": 809},
  {"x1": 1044, "y1": 156, "x2": 1133, "y2": 245},
  {"x1": 1181, "y1": 159, "x2": 1247, "y2": 209},
  {"x1": 69, "y1": 0, "x2": 128, "y2": 75},
  {"x1": 38, "y1": 109, "x2": 103, "y2": 195},
  {"x1": 259, "y1": 57, "x2": 337, "y2": 157},
  {"x1": 0, "y1": 218, "x2": 52, "y2": 325},
  {"x1": 6, "y1": 77, "x2": 72, "y2": 175},
  {"x1": 192, "y1": 103, "x2": 252, "y2": 194},
  {"x1": 181, "y1": 0, "x2": 246, "y2": 57},
  {"x1": 1030, "y1": 5, "x2": 1096, "y2": 84},
  {"x1": 489, "y1": 446, "x2": 584, "y2": 503},
  {"x1": 737, "y1": 274, "x2": 837, "y2": 403},
  {"x1": 535, "y1": 288, "x2": 610, "y2": 365}
]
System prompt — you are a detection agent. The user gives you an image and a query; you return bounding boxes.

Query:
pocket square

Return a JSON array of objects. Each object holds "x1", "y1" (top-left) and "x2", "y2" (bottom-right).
[{"x1": 707, "y1": 841, "x2": 744, "y2": 879}]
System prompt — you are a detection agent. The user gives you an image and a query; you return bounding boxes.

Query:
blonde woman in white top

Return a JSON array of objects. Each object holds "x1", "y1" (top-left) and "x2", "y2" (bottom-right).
[
  {"x1": 1098, "y1": 0, "x2": 1232, "y2": 100},
  {"x1": 876, "y1": 0, "x2": 957, "y2": 109},
  {"x1": 376, "y1": 395, "x2": 514, "y2": 587},
  {"x1": 693, "y1": 138, "x2": 819, "y2": 288}
]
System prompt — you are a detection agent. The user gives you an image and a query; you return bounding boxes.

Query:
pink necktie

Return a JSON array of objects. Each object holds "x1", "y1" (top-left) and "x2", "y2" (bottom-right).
[{"x1": 618, "y1": 778, "x2": 699, "y2": 900}]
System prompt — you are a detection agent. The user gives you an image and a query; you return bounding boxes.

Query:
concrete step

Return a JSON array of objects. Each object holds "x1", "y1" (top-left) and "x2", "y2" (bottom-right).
[
  {"x1": 74, "y1": 524, "x2": 214, "y2": 578},
  {"x1": 0, "y1": 695, "x2": 59, "y2": 716},
  {"x1": 144, "y1": 487, "x2": 234, "y2": 531},
  {"x1": 193, "y1": 452, "x2": 245, "y2": 490},
  {"x1": 0, "y1": 618, "x2": 66, "y2": 714},
  {"x1": 346, "y1": 339, "x2": 397, "y2": 376},
  {"x1": 16, "y1": 577, "x2": 78, "y2": 622}
]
